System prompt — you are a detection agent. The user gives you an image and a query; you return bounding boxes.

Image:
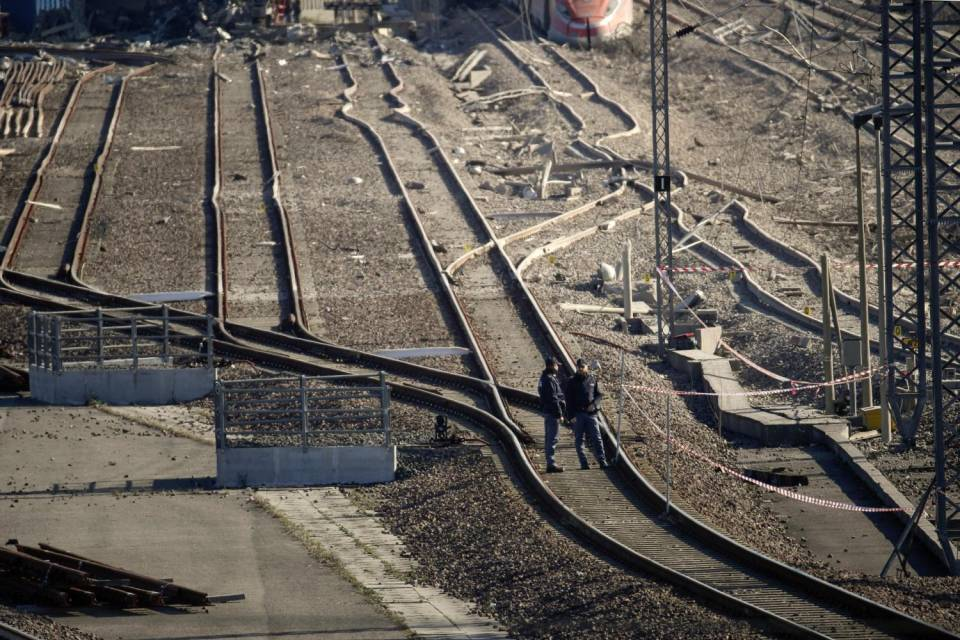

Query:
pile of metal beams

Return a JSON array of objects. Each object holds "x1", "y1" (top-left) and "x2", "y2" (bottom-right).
[{"x1": 0, "y1": 543, "x2": 209, "y2": 608}]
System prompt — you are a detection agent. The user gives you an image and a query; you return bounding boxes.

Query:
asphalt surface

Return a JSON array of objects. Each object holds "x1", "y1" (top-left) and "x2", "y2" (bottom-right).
[{"x1": 0, "y1": 400, "x2": 407, "y2": 640}]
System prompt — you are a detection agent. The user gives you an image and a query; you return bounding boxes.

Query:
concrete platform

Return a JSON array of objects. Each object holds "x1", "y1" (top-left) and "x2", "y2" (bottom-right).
[
  {"x1": 0, "y1": 400, "x2": 408, "y2": 640},
  {"x1": 734, "y1": 441, "x2": 944, "y2": 575},
  {"x1": 665, "y1": 349, "x2": 949, "y2": 574}
]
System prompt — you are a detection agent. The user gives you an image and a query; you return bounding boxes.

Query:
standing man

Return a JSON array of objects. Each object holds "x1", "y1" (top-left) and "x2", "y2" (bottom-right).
[
  {"x1": 537, "y1": 356, "x2": 565, "y2": 473},
  {"x1": 565, "y1": 358, "x2": 608, "y2": 470}
]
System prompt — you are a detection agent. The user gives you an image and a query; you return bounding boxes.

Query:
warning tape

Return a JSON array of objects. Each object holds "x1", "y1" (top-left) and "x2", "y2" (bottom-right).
[
  {"x1": 664, "y1": 258, "x2": 960, "y2": 275},
  {"x1": 656, "y1": 268, "x2": 813, "y2": 385},
  {"x1": 657, "y1": 267, "x2": 884, "y2": 389},
  {"x1": 866, "y1": 259, "x2": 960, "y2": 271},
  {"x1": 622, "y1": 388, "x2": 903, "y2": 513},
  {"x1": 628, "y1": 364, "x2": 885, "y2": 398},
  {"x1": 666, "y1": 265, "x2": 747, "y2": 274}
]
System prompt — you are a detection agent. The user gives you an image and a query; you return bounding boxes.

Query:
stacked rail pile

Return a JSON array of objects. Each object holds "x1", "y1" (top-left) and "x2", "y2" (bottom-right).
[
  {"x1": 0, "y1": 543, "x2": 209, "y2": 609},
  {"x1": 0, "y1": 58, "x2": 66, "y2": 138}
]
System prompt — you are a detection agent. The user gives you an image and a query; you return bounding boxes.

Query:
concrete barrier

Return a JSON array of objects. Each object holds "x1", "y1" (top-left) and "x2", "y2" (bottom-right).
[
  {"x1": 30, "y1": 365, "x2": 214, "y2": 406},
  {"x1": 216, "y1": 445, "x2": 396, "y2": 488}
]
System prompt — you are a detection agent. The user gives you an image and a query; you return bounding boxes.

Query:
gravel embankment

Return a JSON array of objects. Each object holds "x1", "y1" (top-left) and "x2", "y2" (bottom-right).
[
  {"x1": 351, "y1": 448, "x2": 775, "y2": 640},
  {"x1": 0, "y1": 603, "x2": 103, "y2": 640}
]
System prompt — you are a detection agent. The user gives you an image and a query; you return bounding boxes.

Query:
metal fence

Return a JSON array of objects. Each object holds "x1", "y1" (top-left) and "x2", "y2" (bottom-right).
[
  {"x1": 215, "y1": 373, "x2": 391, "y2": 449},
  {"x1": 28, "y1": 306, "x2": 215, "y2": 372}
]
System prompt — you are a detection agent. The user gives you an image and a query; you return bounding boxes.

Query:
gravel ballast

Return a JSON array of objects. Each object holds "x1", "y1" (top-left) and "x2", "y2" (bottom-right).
[{"x1": 352, "y1": 447, "x2": 773, "y2": 640}]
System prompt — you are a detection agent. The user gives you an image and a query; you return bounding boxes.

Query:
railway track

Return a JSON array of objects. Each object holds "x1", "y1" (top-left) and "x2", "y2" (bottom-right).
[
  {"x1": 0, "y1": 37, "x2": 956, "y2": 640},
  {"x1": 349, "y1": 33, "x2": 956, "y2": 639},
  {"x1": 213, "y1": 47, "x2": 305, "y2": 331},
  {"x1": 260, "y1": 52, "x2": 471, "y2": 365},
  {"x1": 0, "y1": 621, "x2": 40, "y2": 640},
  {"x1": 4, "y1": 64, "x2": 120, "y2": 279}
]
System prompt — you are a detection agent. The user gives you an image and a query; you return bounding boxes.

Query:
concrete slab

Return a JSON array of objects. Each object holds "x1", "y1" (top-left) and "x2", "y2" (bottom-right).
[
  {"x1": 3, "y1": 493, "x2": 408, "y2": 640},
  {"x1": 0, "y1": 402, "x2": 215, "y2": 495},
  {"x1": 734, "y1": 442, "x2": 944, "y2": 576},
  {"x1": 0, "y1": 401, "x2": 408, "y2": 640}
]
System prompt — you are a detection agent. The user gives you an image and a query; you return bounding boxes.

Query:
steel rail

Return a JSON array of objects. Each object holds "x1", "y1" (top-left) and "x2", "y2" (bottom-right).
[
  {"x1": 2, "y1": 269, "x2": 947, "y2": 640},
  {"x1": 0, "y1": 621, "x2": 41, "y2": 640},
  {"x1": 0, "y1": 32, "x2": 954, "y2": 640},
  {"x1": 0, "y1": 64, "x2": 117, "y2": 274},
  {"x1": 0, "y1": 46, "x2": 172, "y2": 66},
  {"x1": 366, "y1": 24, "x2": 958, "y2": 640},
  {"x1": 69, "y1": 64, "x2": 157, "y2": 282}
]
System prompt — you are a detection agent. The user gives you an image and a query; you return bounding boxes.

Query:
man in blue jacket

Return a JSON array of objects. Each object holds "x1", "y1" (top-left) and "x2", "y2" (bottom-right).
[
  {"x1": 565, "y1": 358, "x2": 608, "y2": 470},
  {"x1": 537, "y1": 356, "x2": 566, "y2": 473}
]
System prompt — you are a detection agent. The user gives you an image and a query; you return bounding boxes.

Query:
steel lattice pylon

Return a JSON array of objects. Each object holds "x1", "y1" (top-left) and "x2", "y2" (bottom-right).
[
  {"x1": 881, "y1": 0, "x2": 960, "y2": 575},
  {"x1": 881, "y1": 0, "x2": 926, "y2": 445},
  {"x1": 923, "y1": 0, "x2": 960, "y2": 572},
  {"x1": 649, "y1": 0, "x2": 673, "y2": 354}
]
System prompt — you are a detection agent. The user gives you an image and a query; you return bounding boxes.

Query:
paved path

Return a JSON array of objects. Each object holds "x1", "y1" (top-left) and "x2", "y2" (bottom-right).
[
  {"x1": 259, "y1": 489, "x2": 511, "y2": 640},
  {"x1": 1, "y1": 401, "x2": 408, "y2": 640}
]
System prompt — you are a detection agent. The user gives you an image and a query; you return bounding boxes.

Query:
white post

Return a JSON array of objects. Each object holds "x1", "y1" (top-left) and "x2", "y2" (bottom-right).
[{"x1": 623, "y1": 240, "x2": 633, "y2": 324}]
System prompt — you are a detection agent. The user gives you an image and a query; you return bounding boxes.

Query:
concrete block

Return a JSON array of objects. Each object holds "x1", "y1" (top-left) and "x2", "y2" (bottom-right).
[
  {"x1": 467, "y1": 66, "x2": 492, "y2": 89},
  {"x1": 696, "y1": 326, "x2": 722, "y2": 354},
  {"x1": 30, "y1": 365, "x2": 214, "y2": 406},
  {"x1": 217, "y1": 446, "x2": 396, "y2": 488}
]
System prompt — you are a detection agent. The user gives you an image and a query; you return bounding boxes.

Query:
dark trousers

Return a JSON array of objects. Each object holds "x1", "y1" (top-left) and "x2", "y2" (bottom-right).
[
  {"x1": 544, "y1": 414, "x2": 560, "y2": 467},
  {"x1": 574, "y1": 412, "x2": 606, "y2": 467}
]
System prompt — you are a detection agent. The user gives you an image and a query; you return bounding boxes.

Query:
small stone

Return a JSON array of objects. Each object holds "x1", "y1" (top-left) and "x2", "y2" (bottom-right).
[
  {"x1": 348, "y1": 176, "x2": 363, "y2": 185},
  {"x1": 406, "y1": 180, "x2": 426, "y2": 190}
]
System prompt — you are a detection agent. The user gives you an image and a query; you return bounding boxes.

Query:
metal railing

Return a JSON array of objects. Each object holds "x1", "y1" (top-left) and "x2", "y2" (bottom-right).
[
  {"x1": 215, "y1": 373, "x2": 391, "y2": 449},
  {"x1": 28, "y1": 306, "x2": 215, "y2": 372}
]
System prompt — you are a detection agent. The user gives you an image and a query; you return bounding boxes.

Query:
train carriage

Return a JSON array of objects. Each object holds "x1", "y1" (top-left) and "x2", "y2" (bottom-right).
[{"x1": 505, "y1": 0, "x2": 633, "y2": 45}]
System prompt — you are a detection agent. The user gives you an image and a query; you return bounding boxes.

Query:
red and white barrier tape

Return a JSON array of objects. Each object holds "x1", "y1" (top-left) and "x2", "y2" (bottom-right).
[
  {"x1": 657, "y1": 268, "x2": 811, "y2": 385},
  {"x1": 628, "y1": 364, "x2": 884, "y2": 398},
  {"x1": 657, "y1": 267, "x2": 884, "y2": 389},
  {"x1": 664, "y1": 258, "x2": 960, "y2": 275},
  {"x1": 666, "y1": 265, "x2": 747, "y2": 274},
  {"x1": 622, "y1": 389, "x2": 903, "y2": 513}
]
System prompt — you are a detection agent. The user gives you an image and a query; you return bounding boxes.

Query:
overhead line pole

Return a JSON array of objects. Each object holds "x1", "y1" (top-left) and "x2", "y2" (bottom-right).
[{"x1": 649, "y1": 0, "x2": 674, "y2": 355}]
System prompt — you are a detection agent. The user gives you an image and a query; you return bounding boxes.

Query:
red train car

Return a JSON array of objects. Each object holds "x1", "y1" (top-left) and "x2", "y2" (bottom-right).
[{"x1": 507, "y1": 0, "x2": 634, "y2": 45}]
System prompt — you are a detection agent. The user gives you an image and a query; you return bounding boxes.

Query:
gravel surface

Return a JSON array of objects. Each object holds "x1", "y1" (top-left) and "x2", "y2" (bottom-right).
[
  {"x1": 263, "y1": 46, "x2": 470, "y2": 364},
  {"x1": 83, "y1": 50, "x2": 211, "y2": 306},
  {"x1": 351, "y1": 448, "x2": 774, "y2": 640},
  {"x1": 0, "y1": 304, "x2": 29, "y2": 364},
  {"x1": 0, "y1": 603, "x2": 103, "y2": 640}
]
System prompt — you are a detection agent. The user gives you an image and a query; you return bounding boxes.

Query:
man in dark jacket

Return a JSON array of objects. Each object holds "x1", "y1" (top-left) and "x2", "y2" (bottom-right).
[
  {"x1": 564, "y1": 358, "x2": 608, "y2": 470},
  {"x1": 537, "y1": 356, "x2": 565, "y2": 473}
]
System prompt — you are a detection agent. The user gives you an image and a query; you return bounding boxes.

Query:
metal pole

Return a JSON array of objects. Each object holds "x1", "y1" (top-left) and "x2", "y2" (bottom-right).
[
  {"x1": 206, "y1": 314, "x2": 215, "y2": 368},
  {"x1": 821, "y1": 254, "x2": 835, "y2": 414},
  {"x1": 96, "y1": 307, "x2": 104, "y2": 365},
  {"x1": 854, "y1": 126, "x2": 873, "y2": 408},
  {"x1": 380, "y1": 371, "x2": 391, "y2": 447},
  {"x1": 161, "y1": 304, "x2": 169, "y2": 363},
  {"x1": 665, "y1": 392, "x2": 672, "y2": 516},
  {"x1": 300, "y1": 375, "x2": 308, "y2": 449},
  {"x1": 28, "y1": 311, "x2": 37, "y2": 367},
  {"x1": 51, "y1": 317, "x2": 61, "y2": 372},
  {"x1": 623, "y1": 240, "x2": 633, "y2": 324},
  {"x1": 649, "y1": 0, "x2": 674, "y2": 355},
  {"x1": 873, "y1": 123, "x2": 891, "y2": 442},
  {"x1": 130, "y1": 317, "x2": 138, "y2": 369},
  {"x1": 615, "y1": 349, "x2": 625, "y2": 462}
]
